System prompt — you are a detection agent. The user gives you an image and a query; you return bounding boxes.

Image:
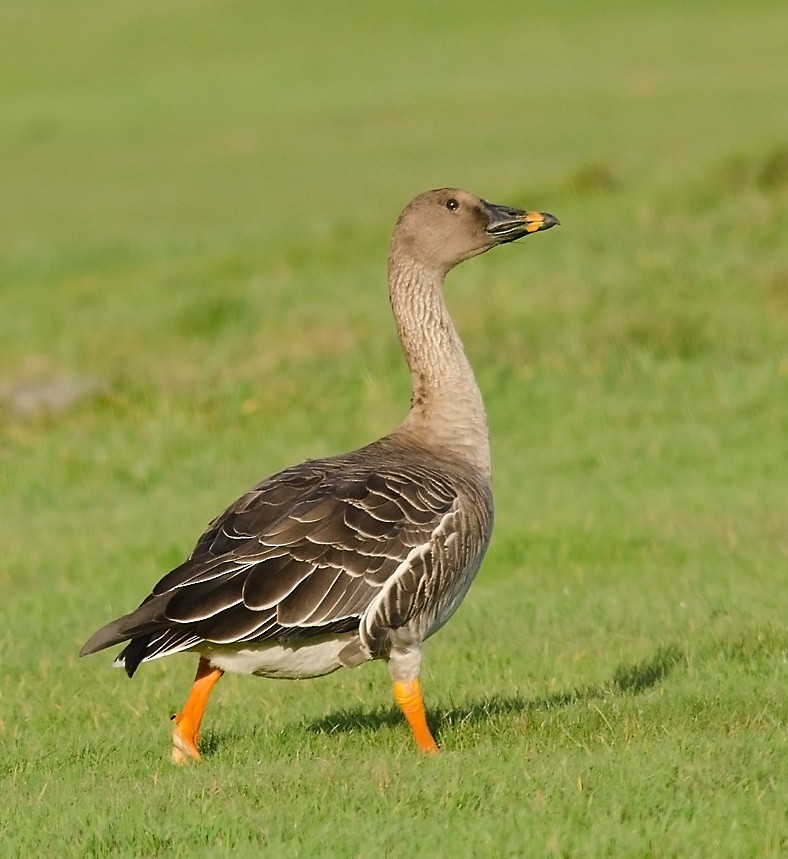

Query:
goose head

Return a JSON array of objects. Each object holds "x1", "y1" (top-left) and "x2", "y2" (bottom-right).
[{"x1": 391, "y1": 188, "x2": 559, "y2": 275}]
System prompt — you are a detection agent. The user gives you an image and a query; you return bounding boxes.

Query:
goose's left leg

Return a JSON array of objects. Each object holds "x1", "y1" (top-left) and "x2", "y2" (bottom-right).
[{"x1": 171, "y1": 656, "x2": 224, "y2": 764}]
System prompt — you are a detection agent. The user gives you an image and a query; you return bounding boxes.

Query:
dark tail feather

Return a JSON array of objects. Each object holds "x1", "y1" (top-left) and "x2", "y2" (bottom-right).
[
  {"x1": 79, "y1": 615, "x2": 152, "y2": 678},
  {"x1": 79, "y1": 603, "x2": 163, "y2": 665},
  {"x1": 117, "y1": 636, "x2": 152, "y2": 678},
  {"x1": 79, "y1": 616, "x2": 135, "y2": 658}
]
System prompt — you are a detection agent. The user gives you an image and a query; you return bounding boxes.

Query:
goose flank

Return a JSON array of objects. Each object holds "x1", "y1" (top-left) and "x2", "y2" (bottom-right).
[{"x1": 80, "y1": 189, "x2": 559, "y2": 761}]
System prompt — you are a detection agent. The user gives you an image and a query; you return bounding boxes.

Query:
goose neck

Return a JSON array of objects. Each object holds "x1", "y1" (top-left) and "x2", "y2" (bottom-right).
[{"x1": 387, "y1": 256, "x2": 490, "y2": 474}]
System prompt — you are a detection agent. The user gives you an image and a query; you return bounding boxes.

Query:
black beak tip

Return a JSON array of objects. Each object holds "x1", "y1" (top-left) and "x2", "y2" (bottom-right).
[{"x1": 542, "y1": 212, "x2": 560, "y2": 229}]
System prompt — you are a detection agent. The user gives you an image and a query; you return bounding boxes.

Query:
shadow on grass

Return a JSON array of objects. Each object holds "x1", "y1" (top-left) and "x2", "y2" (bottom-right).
[
  {"x1": 196, "y1": 644, "x2": 684, "y2": 754},
  {"x1": 302, "y1": 643, "x2": 685, "y2": 740}
]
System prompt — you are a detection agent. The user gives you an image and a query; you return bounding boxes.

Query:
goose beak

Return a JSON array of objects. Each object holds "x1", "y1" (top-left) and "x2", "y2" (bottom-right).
[
  {"x1": 523, "y1": 210, "x2": 561, "y2": 233},
  {"x1": 484, "y1": 201, "x2": 560, "y2": 243}
]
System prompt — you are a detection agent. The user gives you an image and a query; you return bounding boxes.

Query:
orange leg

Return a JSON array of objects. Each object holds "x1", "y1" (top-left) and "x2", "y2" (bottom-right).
[
  {"x1": 170, "y1": 656, "x2": 224, "y2": 764},
  {"x1": 393, "y1": 678, "x2": 439, "y2": 754}
]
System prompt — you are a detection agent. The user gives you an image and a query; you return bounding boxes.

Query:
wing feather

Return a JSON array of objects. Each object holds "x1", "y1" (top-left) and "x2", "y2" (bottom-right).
[
  {"x1": 277, "y1": 566, "x2": 345, "y2": 625},
  {"x1": 80, "y1": 449, "x2": 466, "y2": 673},
  {"x1": 242, "y1": 557, "x2": 316, "y2": 610},
  {"x1": 164, "y1": 572, "x2": 247, "y2": 622}
]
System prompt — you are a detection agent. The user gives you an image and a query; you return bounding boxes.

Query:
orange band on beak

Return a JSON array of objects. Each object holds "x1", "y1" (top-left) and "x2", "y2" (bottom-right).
[{"x1": 524, "y1": 212, "x2": 548, "y2": 233}]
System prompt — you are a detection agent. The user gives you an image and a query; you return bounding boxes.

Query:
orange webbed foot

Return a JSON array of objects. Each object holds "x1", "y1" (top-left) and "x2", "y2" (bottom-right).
[{"x1": 171, "y1": 712, "x2": 202, "y2": 764}]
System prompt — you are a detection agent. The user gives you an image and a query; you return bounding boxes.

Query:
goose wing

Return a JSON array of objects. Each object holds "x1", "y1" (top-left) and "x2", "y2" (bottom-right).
[{"x1": 80, "y1": 455, "x2": 459, "y2": 674}]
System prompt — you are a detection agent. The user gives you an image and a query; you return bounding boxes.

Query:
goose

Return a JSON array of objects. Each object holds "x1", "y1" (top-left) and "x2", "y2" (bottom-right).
[{"x1": 80, "y1": 188, "x2": 559, "y2": 762}]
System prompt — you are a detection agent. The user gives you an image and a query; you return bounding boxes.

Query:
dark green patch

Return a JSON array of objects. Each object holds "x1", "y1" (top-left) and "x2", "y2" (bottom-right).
[
  {"x1": 175, "y1": 293, "x2": 254, "y2": 338},
  {"x1": 758, "y1": 143, "x2": 788, "y2": 189}
]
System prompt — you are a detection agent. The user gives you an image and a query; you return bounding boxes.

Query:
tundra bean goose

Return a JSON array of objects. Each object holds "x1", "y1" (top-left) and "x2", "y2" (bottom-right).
[{"x1": 81, "y1": 189, "x2": 559, "y2": 761}]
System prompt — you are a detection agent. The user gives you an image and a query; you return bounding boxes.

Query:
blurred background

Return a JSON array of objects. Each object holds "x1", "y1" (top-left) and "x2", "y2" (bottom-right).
[{"x1": 3, "y1": 1, "x2": 787, "y2": 255}]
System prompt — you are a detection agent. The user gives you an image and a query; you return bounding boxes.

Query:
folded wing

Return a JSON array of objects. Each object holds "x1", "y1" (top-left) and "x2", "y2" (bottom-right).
[{"x1": 80, "y1": 453, "x2": 459, "y2": 675}]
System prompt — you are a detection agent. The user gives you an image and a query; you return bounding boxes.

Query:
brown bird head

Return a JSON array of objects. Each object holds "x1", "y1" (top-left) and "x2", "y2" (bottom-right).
[{"x1": 391, "y1": 188, "x2": 559, "y2": 275}]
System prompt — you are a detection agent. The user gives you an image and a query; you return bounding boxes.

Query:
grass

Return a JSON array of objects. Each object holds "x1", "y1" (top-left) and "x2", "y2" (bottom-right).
[{"x1": 2, "y1": 0, "x2": 787, "y2": 856}]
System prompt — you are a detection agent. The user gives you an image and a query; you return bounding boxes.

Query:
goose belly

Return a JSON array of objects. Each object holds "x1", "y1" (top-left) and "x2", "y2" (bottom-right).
[{"x1": 202, "y1": 634, "x2": 358, "y2": 679}]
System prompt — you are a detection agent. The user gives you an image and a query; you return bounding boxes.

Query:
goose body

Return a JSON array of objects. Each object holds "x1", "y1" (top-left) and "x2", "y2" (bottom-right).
[{"x1": 81, "y1": 189, "x2": 558, "y2": 760}]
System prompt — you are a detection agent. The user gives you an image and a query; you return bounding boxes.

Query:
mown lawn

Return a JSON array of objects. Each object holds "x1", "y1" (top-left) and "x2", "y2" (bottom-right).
[{"x1": 1, "y1": 1, "x2": 787, "y2": 856}]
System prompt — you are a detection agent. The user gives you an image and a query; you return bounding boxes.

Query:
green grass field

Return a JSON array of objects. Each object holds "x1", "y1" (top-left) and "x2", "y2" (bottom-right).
[{"x1": 2, "y1": 1, "x2": 787, "y2": 856}]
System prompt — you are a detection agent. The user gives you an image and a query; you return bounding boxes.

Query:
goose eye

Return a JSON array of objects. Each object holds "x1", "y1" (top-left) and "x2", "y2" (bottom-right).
[{"x1": 446, "y1": 198, "x2": 459, "y2": 211}]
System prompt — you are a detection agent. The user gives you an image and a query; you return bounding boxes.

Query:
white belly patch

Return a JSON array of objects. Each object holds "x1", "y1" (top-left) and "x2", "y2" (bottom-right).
[{"x1": 201, "y1": 633, "x2": 358, "y2": 679}]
